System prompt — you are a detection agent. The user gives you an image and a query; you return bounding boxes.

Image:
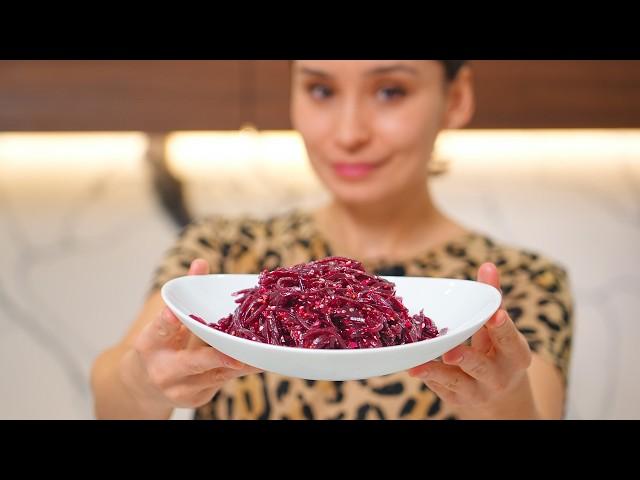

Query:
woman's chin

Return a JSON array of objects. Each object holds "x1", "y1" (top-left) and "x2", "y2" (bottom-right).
[{"x1": 328, "y1": 183, "x2": 394, "y2": 207}]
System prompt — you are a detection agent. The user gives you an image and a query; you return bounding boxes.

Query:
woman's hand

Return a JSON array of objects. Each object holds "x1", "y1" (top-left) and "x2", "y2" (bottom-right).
[
  {"x1": 120, "y1": 259, "x2": 261, "y2": 413},
  {"x1": 408, "y1": 262, "x2": 539, "y2": 419}
]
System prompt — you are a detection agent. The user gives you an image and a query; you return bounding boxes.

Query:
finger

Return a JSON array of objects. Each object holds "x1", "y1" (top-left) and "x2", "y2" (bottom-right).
[
  {"x1": 186, "y1": 259, "x2": 211, "y2": 349},
  {"x1": 164, "y1": 382, "x2": 220, "y2": 408},
  {"x1": 477, "y1": 262, "x2": 500, "y2": 290},
  {"x1": 174, "y1": 346, "x2": 249, "y2": 376},
  {"x1": 409, "y1": 361, "x2": 479, "y2": 400},
  {"x1": 188, "y1": 258, "x2": 210, "y2": 276},
  {"x1": 423, "y1": 380, "x2": 459, "y2": 405},
  {"x1": 170, "y1": 387, "x2": 219, "y2": 409},
  {"x1": 442, "y1": 344, "x2": 503, "y2": 389},
  {"x1": 136, "y1": 307, "x2": 186, "y2": 352},
  {"x1": 197, "y1": 364, "x2": 262, "y2": 388},
  {"x1": 486, "y1": 309, "x2": 532, "y2": 369},
  {"x1": 471, "y1": 326, "x2": 493, "y2": 354},
  {"x1": 477, "y1": 262, "x2": 504, "y2": 327},
  {"x1": 151, "y1": 350, "x2": 261, "y2": 393},
  {"x1": 171, "y1": 365, "x2": 261, "y2": 409},
  {"x1": 187, "y1": 332, "x2": 209, "y2": 349}
]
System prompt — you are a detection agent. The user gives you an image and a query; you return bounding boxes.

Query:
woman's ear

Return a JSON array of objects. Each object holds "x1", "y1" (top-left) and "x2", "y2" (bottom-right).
[{"x1": 442, "y1": 65, "x2": 475, "y2": 129}]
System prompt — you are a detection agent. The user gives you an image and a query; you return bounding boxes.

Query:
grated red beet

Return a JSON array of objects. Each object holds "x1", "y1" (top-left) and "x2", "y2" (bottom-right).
[{"x1": 192, "y1": 256, "x2": 442, "y2": 349}]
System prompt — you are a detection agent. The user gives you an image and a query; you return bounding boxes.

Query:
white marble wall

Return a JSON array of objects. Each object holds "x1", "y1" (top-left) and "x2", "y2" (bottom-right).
[{"x1": 1, "y1": 131, "x2": 638, "y2": 419}]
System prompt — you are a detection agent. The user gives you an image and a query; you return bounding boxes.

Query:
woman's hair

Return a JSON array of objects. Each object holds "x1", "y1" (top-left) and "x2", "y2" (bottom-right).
[{"x1": 441, "y1": 60, "x2": 467, "y2": 81}]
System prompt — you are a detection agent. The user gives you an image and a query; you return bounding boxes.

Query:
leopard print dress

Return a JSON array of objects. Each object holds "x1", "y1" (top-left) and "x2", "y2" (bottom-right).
[{"x1": 150, "y1": 209, "x2": 573, "y2": 420}]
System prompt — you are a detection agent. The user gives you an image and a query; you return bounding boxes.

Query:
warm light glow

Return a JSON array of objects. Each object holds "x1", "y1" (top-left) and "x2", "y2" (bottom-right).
[
  {"x1": 164, "y1": 130, "x2": 312, "y2": 178},
  {"x1": 166, "y1": 129, "x2": 640, "y2": 178},
  {"x1": 435, "y1": 129, "x2": 640, "y2": 167},
  {"x1": 1, "y1": 130, "x2": 639, "y2": 181},
  {"x1": 0, "y1": 132, "x2": 148, "y2": 178}
]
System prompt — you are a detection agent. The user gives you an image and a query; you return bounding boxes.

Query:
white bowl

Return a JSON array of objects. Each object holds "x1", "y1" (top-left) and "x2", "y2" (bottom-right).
[{"x1": 161, "y1": 274, "x2": 501, "y2": 381}]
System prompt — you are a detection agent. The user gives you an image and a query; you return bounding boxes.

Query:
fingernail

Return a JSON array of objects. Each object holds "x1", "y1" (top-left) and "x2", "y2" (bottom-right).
[
  {"x1": 492, "y1": 310, "x2": 507, "y2": 327},
  {"x1": 162, "y1": 309, "x2": 178, "y2": 324},
  {"x1": 449, "y1": 353, "x2": 463, "y2": 363},
  {"x1": 188, "y1": 261, "x2": 199, "y2": 274}
]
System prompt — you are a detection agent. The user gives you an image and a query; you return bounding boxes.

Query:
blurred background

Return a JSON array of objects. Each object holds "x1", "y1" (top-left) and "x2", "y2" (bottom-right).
[{"x1": 1, "y1": 60, "x2": 639, "y2": 419}]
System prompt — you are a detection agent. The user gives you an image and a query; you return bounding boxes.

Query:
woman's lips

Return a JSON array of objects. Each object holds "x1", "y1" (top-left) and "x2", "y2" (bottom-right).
[{"x1": 332, "y1": 162, "x2": 381, "y2": 179}]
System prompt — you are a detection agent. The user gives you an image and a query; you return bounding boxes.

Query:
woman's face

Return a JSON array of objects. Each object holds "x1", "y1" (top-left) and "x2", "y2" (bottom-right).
[{"x1": 290, "y1": 60, "x2": 465, "y2": 206}]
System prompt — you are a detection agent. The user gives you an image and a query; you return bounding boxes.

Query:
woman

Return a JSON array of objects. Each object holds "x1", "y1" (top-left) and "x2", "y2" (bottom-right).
[{"x1": 91, "y1": 60, "x2": 573, "y2": 419}]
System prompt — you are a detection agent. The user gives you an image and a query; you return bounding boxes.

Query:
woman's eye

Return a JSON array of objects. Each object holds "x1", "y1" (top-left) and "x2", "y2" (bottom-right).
[
  {"x1": 308, "y1": 84, "x2": 334, "y2": 100},
  {"x1": 377, "y1": 86, "x2": 406, "y2": 101}
]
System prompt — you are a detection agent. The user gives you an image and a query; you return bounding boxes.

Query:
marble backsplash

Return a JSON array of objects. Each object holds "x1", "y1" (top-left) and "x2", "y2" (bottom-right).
[{"x1": 1, "y1": 131, "x2": 638, "y2": 419}]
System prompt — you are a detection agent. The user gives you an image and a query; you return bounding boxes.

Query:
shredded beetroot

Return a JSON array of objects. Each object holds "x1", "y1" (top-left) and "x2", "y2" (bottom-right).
[{"x1": 191, "y1": 256, "x2": 442, "y2": 349}]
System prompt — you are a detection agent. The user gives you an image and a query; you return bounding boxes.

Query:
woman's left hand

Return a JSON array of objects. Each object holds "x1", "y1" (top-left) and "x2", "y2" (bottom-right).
[{"x1": 408, "y1": 262, "x2": 540, "y2": 419}]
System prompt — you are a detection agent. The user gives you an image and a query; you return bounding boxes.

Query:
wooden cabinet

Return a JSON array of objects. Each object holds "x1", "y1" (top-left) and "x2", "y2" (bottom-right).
[
  {"x1": 468, "y1": 61, "x2": 640, "y2": 128},
  {"x1": 1, "y1": 60, "x2": 638, "y2": 131}
]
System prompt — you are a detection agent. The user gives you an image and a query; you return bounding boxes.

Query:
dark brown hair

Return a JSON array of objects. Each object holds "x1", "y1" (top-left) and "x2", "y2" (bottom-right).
[{"x1": 441, "y1": 60, "x2": 467, "y2": 81}]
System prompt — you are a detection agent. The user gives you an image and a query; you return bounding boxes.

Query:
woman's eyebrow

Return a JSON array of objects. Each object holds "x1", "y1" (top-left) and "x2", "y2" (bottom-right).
[
  {"x1": 365, "y1": 64, "x2": 419, "y2": 76},
  {"x1": 298, "y1": 67, "x2": 331, "y2": 77},
  {"x1": 297, "y1": 64, "x2": 419, "y2": 78}
]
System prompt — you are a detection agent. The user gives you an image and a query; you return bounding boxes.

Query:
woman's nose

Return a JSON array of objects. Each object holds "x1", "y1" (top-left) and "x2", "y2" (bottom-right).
[{"x1": 333, "y1": 101, "x2": 371, "y2": 152}]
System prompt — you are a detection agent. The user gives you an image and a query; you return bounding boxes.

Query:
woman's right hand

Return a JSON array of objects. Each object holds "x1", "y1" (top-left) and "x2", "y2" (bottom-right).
[{"x1": 120, "y1": 259, "x2": 261, "y2": 413}]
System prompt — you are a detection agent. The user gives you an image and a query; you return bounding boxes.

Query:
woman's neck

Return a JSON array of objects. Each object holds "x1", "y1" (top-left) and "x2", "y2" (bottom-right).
[{"x1": 313, "y1": 184, "x2": 467, "y2": 262}]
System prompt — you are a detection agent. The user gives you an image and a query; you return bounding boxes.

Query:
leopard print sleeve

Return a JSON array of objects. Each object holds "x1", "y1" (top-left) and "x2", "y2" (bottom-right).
[
  {"x1": 494, "y1": 248, "x2": 574, "y2": 387},
  {"x1": 148, "y1": 215, "x2": 247, "y2": 294}
]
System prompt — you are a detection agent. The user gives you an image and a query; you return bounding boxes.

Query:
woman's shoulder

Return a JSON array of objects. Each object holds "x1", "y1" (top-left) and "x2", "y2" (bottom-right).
[
  {"x1": 151, "y1": 209, "x2": 314, "y2": 288},
  {"x1": 453, "y1": 231, "x2": 571, "y2": 287}
]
